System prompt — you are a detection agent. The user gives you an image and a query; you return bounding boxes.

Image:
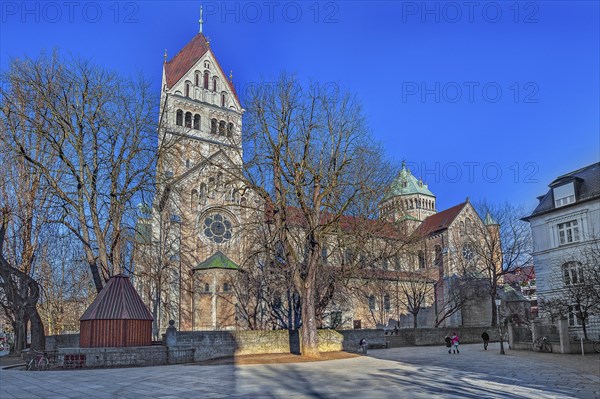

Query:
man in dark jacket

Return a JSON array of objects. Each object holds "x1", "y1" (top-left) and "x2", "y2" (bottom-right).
[
  {"x1": 445, "y1": 336, "x2": 452, "y2": 354},
  {"x1": 481, "y1": 331, "x2": 490, "y2": 350}
]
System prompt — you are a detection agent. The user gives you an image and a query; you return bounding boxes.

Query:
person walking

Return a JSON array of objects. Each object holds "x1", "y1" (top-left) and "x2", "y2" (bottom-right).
[
  {"x1": 451, "y1": 332, "x2": 460, "y2": 354},
  {"x1": 481, "y1": 331, "x2": 490, "y2": 350},
  {"x1": 445, "y1": 335, "x2": 452, "y2": 354}
]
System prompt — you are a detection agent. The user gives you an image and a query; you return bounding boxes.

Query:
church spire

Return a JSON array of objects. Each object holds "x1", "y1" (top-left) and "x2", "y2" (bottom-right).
[{"x1": 199, "y1": 5, "x2": 204, "y2": 33}]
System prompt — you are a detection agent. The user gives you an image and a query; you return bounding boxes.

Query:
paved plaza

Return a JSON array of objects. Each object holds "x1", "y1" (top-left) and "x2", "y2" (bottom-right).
[{"x1": 1, "y1": 343, "x2": 598, "y2": 399}]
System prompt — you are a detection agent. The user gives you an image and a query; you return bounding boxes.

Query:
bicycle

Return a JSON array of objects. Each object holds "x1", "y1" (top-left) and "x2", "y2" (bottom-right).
[
  {"x1": 26, "y1": 350, "x2": 49, "y2": 371},
  {"x1": 533, "y1": 336, "x2": 553, "y2": 353},
  {"x1": 594, "y1": 336, "x2": 600, "y2": 353}
]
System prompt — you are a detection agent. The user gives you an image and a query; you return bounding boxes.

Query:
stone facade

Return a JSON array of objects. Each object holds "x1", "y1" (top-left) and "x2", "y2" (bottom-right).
[{"x1": 134, "y1": 30, "x2": 501, "y2": 336}]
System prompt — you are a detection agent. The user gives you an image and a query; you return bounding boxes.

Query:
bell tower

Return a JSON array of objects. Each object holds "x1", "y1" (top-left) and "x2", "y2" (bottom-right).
[{"x1": 380, "y1": 161, "x2": 437, "y2": 230}]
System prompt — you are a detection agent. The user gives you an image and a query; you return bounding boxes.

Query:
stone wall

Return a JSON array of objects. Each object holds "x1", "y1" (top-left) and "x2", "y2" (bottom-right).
[
  {"x1": 166, "y1": 329, "x2": 385, "y2": 361},
  {"x1": 386, "y1": 326, "x2": 500, "y2": 348},
  {"x1": 45, "y1": 334, "x2": 80, "y2": 351}
]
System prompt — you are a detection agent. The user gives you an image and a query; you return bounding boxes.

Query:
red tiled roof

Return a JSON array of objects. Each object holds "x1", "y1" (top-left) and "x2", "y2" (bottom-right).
[
  {"x1": 164, "y1": 33, "x2": 239, "y2": 103},
  {"x1": 415, "y1": 201, "x2": 467, "y2": 236},
  {"x1": 504, "y1": 265, "x2": 536, "y2": 284},
  {"x1": 264, "y1": 204, "x2": 405, "y2": 240},
  {"x1": 80, "y1": 274, "x2": 153, "y2": 321}
]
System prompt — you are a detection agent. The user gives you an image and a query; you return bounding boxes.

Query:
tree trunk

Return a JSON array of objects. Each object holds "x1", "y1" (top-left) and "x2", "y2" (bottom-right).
[
  {"x1": 413, "y1": 313, "x2": 418, "y2": 329},
  {"x1": 491, "y1": 294, "x2": 497, "y2": 327},
  {"x1": 300, "y1": 285, "x2": 320, "y2": 357},
  {"x1": 581, "y1": 317, "x2": 589, "y2": 340},
  {"x1": 27, "y1": 305, "x2": 45, "y2": 350}
]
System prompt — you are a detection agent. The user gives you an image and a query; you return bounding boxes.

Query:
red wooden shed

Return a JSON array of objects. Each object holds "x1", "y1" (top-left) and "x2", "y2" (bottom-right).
[{"x1": 79, "y1": 274, "x2": 153, "y2": 348}]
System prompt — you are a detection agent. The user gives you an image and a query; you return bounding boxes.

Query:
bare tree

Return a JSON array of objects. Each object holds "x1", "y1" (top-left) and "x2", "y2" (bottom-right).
[
  {"x1": 240, "y1": 75, "x2": 393, "y2": 356},
  {"x1": 1, "y1": 53, "x2": 172, "y2": 293},
  {"x1": 541, "y1": 241, "x2": 600, "y2": 340},
  {"x1": 0, "y1": 109, "x2": 54, "y2": 351},
  {"x1": 465, "y1": 201, "x2": 532, "y2": 326}
]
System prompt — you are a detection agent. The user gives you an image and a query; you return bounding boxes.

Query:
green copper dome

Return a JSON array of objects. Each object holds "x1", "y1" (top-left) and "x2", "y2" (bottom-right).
[{"x1": 384, "y1": 162, "x2": 435, "y2": 201}]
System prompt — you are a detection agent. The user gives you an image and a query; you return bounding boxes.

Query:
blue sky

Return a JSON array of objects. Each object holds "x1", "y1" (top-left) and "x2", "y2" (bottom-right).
[{"x1": 1, "y1": 1, "x2": 598, "y2": 214}]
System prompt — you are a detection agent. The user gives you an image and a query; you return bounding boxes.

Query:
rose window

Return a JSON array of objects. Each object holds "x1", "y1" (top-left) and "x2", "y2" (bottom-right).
[{"x1": 203, "y1": 213, "x2": 233, "y2": 244}]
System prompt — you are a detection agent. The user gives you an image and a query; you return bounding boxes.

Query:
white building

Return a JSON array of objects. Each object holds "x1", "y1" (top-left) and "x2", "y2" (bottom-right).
[{"x1": 524, "y1": 162, "x2": 600, "y2": 339}]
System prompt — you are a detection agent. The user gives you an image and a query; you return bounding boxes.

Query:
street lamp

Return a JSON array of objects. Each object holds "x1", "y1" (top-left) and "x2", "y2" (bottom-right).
[{"x1": 495, "y1": 297, "x2": 505, "y2": 355}]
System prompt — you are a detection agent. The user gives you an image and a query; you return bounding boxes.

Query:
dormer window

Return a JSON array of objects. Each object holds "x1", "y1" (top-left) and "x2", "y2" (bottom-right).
[{"x1": 553, "y1": 182, "x2": 575, "y2": 207}]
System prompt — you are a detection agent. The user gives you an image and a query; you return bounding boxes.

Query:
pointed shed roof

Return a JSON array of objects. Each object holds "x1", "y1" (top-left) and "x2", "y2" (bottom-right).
[
  {"x1": 164, "y1": 33, "x2": 239, "y2": 103},
  {"x1": 80, "y1": 274, "x2": 153, "y2": 321}
]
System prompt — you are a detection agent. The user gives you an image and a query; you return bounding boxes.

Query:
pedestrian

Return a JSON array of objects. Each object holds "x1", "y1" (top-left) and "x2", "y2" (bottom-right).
[
  {"x1": 451, "y1": 332, "x2": 460, "y2": 354},
  {"x1": 481, "y1": 331, "x2": 490, "y2": 350},
  {"x1": 444, "y1": 335, "x2": 452, "y2": 354}
]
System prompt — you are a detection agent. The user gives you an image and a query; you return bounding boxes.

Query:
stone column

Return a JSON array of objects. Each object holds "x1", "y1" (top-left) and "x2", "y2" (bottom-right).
[
  {"x1": 165, "y1": 320, "x2": 178, "y2": 347},
  {"x1": 557, "y1": 317, "x2": 570, "y2": 354},
  {"x1": 507, "y1": 323, "x2": 514, "y2": 349},
  {"x1": 531, "y1": 319, "x2": 542, "y2": 345}
]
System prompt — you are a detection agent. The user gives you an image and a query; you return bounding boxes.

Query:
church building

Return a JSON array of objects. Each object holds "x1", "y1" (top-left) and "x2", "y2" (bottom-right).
[{"x1": 134, "y1": 24, "x2": 501, "y2": 334}]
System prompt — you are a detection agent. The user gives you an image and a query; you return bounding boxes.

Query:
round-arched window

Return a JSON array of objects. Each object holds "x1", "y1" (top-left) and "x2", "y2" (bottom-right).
[
  {"x1": 203, "y1": 213, "x2": 233, "y2": 244},
  {"x1": 462, "y1": 244, "x2": 474, "y2": 261}
]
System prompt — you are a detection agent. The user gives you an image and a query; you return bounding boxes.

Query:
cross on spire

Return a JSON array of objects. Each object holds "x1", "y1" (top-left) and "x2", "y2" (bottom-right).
[{"x1": 199, "y1": 5, "x2": 204, "y2": 33}]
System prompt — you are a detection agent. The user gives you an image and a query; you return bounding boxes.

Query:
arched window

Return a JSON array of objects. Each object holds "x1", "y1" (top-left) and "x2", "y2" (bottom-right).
[
  {"x1": 384, "y1": 294, "x2": 390, "y2": 311},
  {"x1": 368, "y1": 295, "x2": 376, "y2": 311},
  {"x1": 208, "y1": 178, "x2": 215, "y2": 198},
  {"x1": 175, "y1": 109, "x2": 183, "y2": 126},
  {"x1": 418, "y1": 251, "x2": 425, "y2": 269},
  {"x1": 185, "y1": 82, "x2": 190, "y2": 97},
  {"x1": 227, "y1": 122, "x2": 234, "y2": 137},
  {"x1": 195, "y1": 72, "x2": 200, "y2": 86},
  {"x1": 191, "y1": 189, "x2": 198, "y2": 206},
  {"x1": 240, "y1": 196, "x2": 247, "y2": 217},
  {"x1": 459, "y1": 221, "x2": 465, "y2": 234},
  {"x1": 185, "y1": 112, "x2": 192, "y2": 128},
  {"x1": 193, "y1": 114, "x2": 200, "y2": 130},
  {"x1": 211, "y1": 119, "x2": 217, "y2": 134},
  {"x1": 465, "y1": 218, "x2": 472, "y2": 234},
  {"x1": 219, "y1": 120, "x2": 226, "y2": 135},
  {"x1": 186, "y1": 159, "x2": 190, "y2": 168},
  {"x1": 216, "y1": 172, "x2": 223, "y2": 187},
  {"x1": 203, "y1": 71, "x2": 209, "y2": 89},
  {"x1": 199, "y1": 183, "x2": 207, "y2": 199},
  {"x1": 221, "y1": 92, "x2": 226, "y2": 107},
  {"x1": 434, "y1": 245, "x2": 442, "y2": 266},
  {"x1": 212, "y1": 76, "x2": 218, "y2": 92}
]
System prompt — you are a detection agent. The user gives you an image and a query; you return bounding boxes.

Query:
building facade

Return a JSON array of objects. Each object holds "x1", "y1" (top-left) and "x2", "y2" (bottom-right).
[
  {"x1": 524, "y1": 162, "x2": 600, "y2": 339},
  {"x1": 135, "y1": 30, "x2": 501, "y2": 334}
]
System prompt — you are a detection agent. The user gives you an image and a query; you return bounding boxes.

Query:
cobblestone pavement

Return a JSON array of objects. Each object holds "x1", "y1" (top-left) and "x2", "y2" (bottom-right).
[{"x1": 0, "y1": 343, "x2": 598, "y2": 399}]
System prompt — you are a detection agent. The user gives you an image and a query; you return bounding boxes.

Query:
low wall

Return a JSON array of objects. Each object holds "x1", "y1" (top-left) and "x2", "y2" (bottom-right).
[
  {"x1": 387, "y1": 327, "x2": 501, "y2": 348},
  {"x1": 166, "y1": 329, "x2": 384, "y2": 362},
  {"x1": 57, "y1": 346, "x2": 169, "y2": 368},
  {"x1": 45, "y1": 334, "x2": 80, "y2": 351}
]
